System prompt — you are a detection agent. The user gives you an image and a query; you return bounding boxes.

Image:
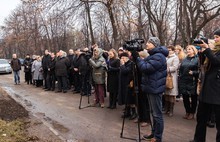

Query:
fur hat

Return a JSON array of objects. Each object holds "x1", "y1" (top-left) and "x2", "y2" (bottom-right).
[
  {"x1": 120, "y1": 52, "x2": 129, "y2": 58},
  {"x1": 148, "y1": 37, "x2": 161, "y2": 47},
  {"x1": 214, "y1": 29, "x2": 220, "y2": 36}
]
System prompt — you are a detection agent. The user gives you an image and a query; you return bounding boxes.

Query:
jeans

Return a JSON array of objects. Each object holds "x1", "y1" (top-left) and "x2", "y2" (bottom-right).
[
  {"x1": 148, "y1": 93, "x2": 164, "y2": 141},
  {"x1": 13, "y1": 70, "x2": 20, "y2": 84}
]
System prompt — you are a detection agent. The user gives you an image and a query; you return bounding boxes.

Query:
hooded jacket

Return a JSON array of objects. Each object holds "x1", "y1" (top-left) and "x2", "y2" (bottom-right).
[
  {"x1": 137, "y1": 46, "x2": 169, "y2": 94},
  {"x1": 89, "y1": 48, "x2": 107, "y2": 84}
]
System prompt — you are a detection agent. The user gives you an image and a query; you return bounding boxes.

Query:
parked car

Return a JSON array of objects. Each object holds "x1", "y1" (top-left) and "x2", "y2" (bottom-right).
[
  {"x1": 18, "y1": 58, "x2": 24, "y2": 66},
  {"x1": 0, "y1": 59, "x2": 12, "y2": 74}
]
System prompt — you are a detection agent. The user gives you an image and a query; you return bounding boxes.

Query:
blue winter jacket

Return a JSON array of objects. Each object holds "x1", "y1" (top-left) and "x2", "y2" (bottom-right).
[{"x1": 136, "y1": 46, "x2": 169, "y2": 94}]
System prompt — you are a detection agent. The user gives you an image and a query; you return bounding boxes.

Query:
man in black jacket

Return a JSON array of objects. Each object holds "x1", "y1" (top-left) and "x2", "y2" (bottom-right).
[
  {"x1": 45, "y1": 52, "x2": 56, "y2": 91},
  {"x1": 55, "y1": 50, "x2": 70, "y2": 93},
  {"x1": 11, "y1": 54, "x2": 21, "y2": 85},
  {"x1": 67, "y1": 49, "x2": 75, "y2": 89},
  {"x1": 73, "y1": 48, "x2": 91, "y2": 95},
  {"x1": 42, "y1": 50, "x2": 51, "y2": 89}
]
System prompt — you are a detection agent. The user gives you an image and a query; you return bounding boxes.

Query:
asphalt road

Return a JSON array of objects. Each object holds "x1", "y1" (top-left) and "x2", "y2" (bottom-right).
[{"x1": 0, "y1": 71, "x2": 216, "y2": 142}]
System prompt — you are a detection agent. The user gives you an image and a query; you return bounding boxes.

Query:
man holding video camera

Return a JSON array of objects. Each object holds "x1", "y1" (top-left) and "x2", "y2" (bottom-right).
[{"x1": 132, "y1": 37, "x2": 168, "y2": 142}]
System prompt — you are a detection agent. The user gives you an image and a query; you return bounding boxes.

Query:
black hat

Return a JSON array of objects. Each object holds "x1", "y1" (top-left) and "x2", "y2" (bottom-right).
[
  {"x1": 120, "y1": 52, "x2": 129, "y2": 58},
  {"x1": 214, "y1": 29, "x2": 220, "y2": 36}
]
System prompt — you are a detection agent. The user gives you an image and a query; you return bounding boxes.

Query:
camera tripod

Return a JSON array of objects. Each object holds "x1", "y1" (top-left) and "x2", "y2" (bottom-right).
[
  {"x1": 79, "y1": 73, "x2": 92, "y2": 109},
  {"x1": 120, "y1": 61, "x2": 142, "y2": 141},
  {"x1": 120, "y1": 61, "x2": 153, "y2": 142}
]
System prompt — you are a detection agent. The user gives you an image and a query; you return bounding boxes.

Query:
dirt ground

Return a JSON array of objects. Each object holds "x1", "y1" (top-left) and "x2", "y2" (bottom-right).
[{"x1": 0, "y1": 94, "x2": 63, "y2": 142}]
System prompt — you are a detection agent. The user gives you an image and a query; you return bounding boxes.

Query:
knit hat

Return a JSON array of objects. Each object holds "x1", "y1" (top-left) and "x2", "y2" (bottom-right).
[
  {"x1": 148, "y1": 37, "x2": 160, "y2": 47},
  {"x1": 214, "y1": 29, "x2": 220, "y2": 36}
]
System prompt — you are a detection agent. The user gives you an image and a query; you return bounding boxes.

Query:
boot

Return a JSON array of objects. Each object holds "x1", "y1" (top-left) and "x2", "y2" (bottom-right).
[
  {"x1": 121, "y1": 106, "x2": 131, "y2": 118},
  {"x1": 183, "y1": 113, "x2": 190, "y2": 119},
  {"x1": 129, "y1": 107, "x2": 137, "y2": 120},
  {"x1": 111, "y1": 93, "x2": 117, "y2": 109},
  {"x1": 107, "y1": 93, "x2": 113, "y2": 108},
  {"x1": 163, "y1": 101, "x2": 170, "y2": 114},
  {"x1": 187, "y1": 113, "x2": 194, "y2": 120},
  {"x1": 168, "y1": 103, "x2": 174, "y2": 117}
]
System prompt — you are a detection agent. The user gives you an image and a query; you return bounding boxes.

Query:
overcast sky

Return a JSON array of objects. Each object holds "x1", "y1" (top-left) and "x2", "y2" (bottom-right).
[{"x1": 0, "y1": 0, "x2": 21, "y2": 26}]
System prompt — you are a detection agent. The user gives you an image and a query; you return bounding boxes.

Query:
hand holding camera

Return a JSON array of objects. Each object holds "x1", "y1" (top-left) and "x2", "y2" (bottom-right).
[
  {"x1": 193, "y1": 37, "x2": 209, "y2": 49},
  {"x1": 131, "y1": 51, "x2": 139, "y2": 62}
]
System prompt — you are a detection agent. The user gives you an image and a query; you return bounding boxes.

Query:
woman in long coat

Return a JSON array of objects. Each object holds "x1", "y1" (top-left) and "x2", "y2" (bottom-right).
[
  {"x1": 32, "y1": 56, "x2": 43, "y2": 87},
  {"x1": 118, "y1": 52, "x2": 136, "y2": 119},
  {"x1": 164, "y1": 45, "x2": 180, "y2": 117},
  {"x1": 107, "y1": 49, "x2": 120, "y2": 109},
  {"x1": 191, "y1": 29, "x2": 220, "y2": 142},
  {"x1": 179, "y1": 45, "x2": 199, "y2": 120}
]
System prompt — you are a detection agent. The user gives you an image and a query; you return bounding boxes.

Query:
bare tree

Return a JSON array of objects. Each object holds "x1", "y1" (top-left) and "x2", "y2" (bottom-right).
[{"x1": 178, "y1": 0, "x2": 220, "y2": 46}]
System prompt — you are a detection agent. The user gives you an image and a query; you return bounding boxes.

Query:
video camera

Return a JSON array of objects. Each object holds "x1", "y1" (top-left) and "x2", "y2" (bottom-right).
[
  {"x1": 123, "y1": 39, "x2": 144, "y2": 51},
  {"x1": 192, "y1": 37, "x2": 208, "y2": 45},
  {"x1": 81, "y1": 49, "x2": 93, "y2": 61}
]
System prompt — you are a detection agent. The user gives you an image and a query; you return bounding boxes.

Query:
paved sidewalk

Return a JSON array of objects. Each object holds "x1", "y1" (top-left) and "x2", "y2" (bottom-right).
[{"x1": 0, "y1": 72, "x2": 216, "y2": 142}]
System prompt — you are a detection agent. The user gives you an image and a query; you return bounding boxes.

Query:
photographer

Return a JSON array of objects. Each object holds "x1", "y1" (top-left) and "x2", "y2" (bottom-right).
[
  {"x1": 132, "y1": 37, "x2": 168, "y2": 142},
  {"x1": 190, "y1": 29, "x2": 220, "y2": 142},
  {"x1": 76, "y1": 48, "x2": 91, "y2": 96}
]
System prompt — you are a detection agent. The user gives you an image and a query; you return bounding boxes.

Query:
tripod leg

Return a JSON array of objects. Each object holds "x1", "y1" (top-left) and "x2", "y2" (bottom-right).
[
  {"x1": 120, "y1": 105, "x2": 127, "y2": 138},
  {"x1": 136, "y1": 98, "x2": 141, "y2": 141},
  {"x1": 88, "y1": 94, "x2": 90, "y2": 104},
  {"x1": 79, "y1": 93, "x2": 83, "y2": 109}
]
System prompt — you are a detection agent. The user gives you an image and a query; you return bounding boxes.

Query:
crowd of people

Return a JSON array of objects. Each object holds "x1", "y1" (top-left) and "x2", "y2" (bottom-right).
[{"x1": 9, "y1": 29, "x2": 220, "y2": 142}]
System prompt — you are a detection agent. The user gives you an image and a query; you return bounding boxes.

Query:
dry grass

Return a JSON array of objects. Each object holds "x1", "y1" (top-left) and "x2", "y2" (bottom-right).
[{"x1": 0, "y1": 119, "x2": 28, "y2": 142}]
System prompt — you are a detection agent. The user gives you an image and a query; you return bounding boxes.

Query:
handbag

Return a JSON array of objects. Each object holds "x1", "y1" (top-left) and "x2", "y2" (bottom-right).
[{"x1": 166, "y1": 69, "x2": 174, "y2": 89}]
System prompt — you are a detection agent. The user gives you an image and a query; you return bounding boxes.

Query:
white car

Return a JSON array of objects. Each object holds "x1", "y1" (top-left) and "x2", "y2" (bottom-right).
[{"x1": 0, "y1": 59, "x2": 12, "y2": 74}]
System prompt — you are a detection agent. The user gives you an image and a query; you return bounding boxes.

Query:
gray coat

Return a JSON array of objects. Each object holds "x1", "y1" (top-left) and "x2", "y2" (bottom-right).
[
  {"x1": 165, "y1": 53, "x2": 180, "y2": 96},
  {"x1": 32, "y1": 60, "x2": 43, "y2": 80}
]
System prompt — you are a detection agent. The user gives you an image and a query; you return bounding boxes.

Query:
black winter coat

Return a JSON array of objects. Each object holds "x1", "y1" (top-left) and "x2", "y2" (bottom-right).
[
  {"x1": 118, "y1": 60, "x2": 135, "y2": 105},
  {"x1": 24, "y1": 58, "x2": 32, "y2": 72},
  {"x1": 179, "y1": 55, "x2": 199, "y2": 95},
  {"x1": 11, "y1": 58, "x2": 21, "y2": 71},
  {"x1": 199, "y1": 48, "x2": 220, "y2": 105},
  {"x1": 42, "y1": 54, "x2": 51, "y2": 70},
  {"x1": 48, "y1": 58, "x2": 56, "y2": 75},
  {"x1": 55, "y1": 57, "x2": 70, "y2": 76},
  {"x1": 75, "y1": 53, "x2": 89, "y2": 75},
  {"x1": 67, "y1": 54, "x2": 75, "y2": 71},
  {"x1": 107, "y1": 58, "x2": 120, "y2": 93}
]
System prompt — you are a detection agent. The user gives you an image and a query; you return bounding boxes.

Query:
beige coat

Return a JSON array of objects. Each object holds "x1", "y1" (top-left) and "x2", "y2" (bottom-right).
[{"x1": 165, "y1": 53, "x2": 179, "y2": 96}]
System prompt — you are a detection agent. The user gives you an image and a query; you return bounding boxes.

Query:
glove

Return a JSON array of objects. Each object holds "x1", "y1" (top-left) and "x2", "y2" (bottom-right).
[{"x1": 131, "y1": 51, "x2": 139, "y2": 62}]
